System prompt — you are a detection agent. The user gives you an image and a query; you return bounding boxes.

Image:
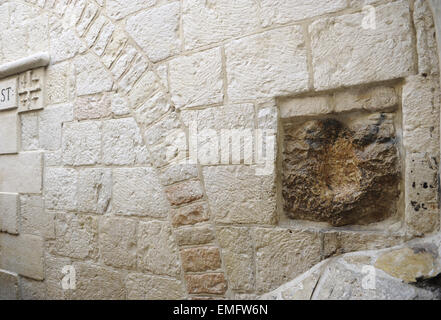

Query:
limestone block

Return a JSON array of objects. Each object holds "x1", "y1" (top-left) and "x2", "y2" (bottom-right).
[
  {"x1": 74, "y1": 93, "x2": 112, "y2": 120},
  {"x1": 280, "y1": 96, "x2": 331, "y2": 118},
  {"x1": 127, "y1": 273, "x2": 186, "y2": 300},
  {"x1": 203, "y1": 165, "x2": 277, "y2": 224},
  {"x1": 165, "y1": 180, "x2": 204, "y2": 206},
  {"x1": 181, "y1": 247, "x2": 222, "y2": 272},
  {"x1": 45, "y1": 254, "x2": 71, "y2": 300},
  {"x1": 135, "y1": 91, "x2": 170, "y2": 129},
  {"x1": 76, "y1": 2, "x2": 98, "y2": 37},
  {"x1": 0, "y1": 233, "x2": 44, "y2": 280},
  {"x1": 169, "y1": 48, "x2": 223, "y2": 108},
  {"x1": 113, "y1": 168, "x2": 169, "y2": 218},
  {"x1": 159, "y1": 163, "x2": 199, "y2": 186},
  {"x1": 19, "y1": 277, "x2": 45, "y2": 300},
  {"x1": 101, "y1": 29, "x2": 128, "y2": 68},
  {"x1": 111, "y1": 93, "x2": 130, "y2": 116},
  {"x1": 403, "y1": 126, "x2": 440, "y2": 155},
  {"x1": 254, "y1": 227, "x2": 321, "y2": 293},
  {"x1": 70, "y1": 262, "x2": 125, "y2": 300},
  {"x1": 77, "y1": 169, "x2": 111, "y2": 214},
  {"x1": 83, "y1": 15, "x2": 107, "y2": 49},
  {"x1": 182, "y1": 0, "x2": 260, "y2": 49},
  {"x1": 0, "y1": 110, "x2": 18, "y2": 154},
  {"x1": 110, "y1": 44, "x2": 137, "y2": 80},
  {"x1": 93, "y1": 22, "x2": 114, "y2": 56},
  {"x1": 73, "y1": 53, "x2": 113, "y2": 96},
  {"x1": 102, "y1": 118, "x2": 146, "y2": 165},
  {"x1": 44, "y1": 167, "x2": 77, "y2": 210},
  {"x1": 0, "y1": 269, "x2": 19, "y2": 300},
  {"x1": 39, "y1": 103, "x2": 73, "y2": 150},
  {"x1": 99, "y1": 217, "x2": 137, "y2": 269},
  {"x1": 260, "y1": 0, "x2": 347, "y2": 27},
  {"x1": 49, "y1": 16, "x2": 81, "y2": 63},
  {"x1": 0, "y1": 152, "x2": 42, "y2": 194},
  {"x1": 21, "y1": 112, "x2": 39, "y2": 151},
  {"x1": 0, "y1": 193, "x2": 18, "y2": 234},
  {"x1": 171, "y1": 202, "x2": 210, "y2": 227},
  {"x1": 54, "y1": 212, "x2": 98, "y2": 260},
  {"x1": 414, "y1": 0, "x2": 439, "y2": 75},
  {"x1": 126, "y1": 2, "x2": 181, "y2": 62},
  {"x1": 405, "y1": 153, "x2": 439, "y2": 235},
  {"x1": 20, "y1": 195, "x2": 55, "y2": 239},
  {"x1": 62, "y1": 121, "x2": 101, "y2": 166},
  {"x1": 46, "y1": 61, "x2": 71, "y2": 105},
  {"x1": 402, "y1": 75, "x2": 440, "y2": 130},
  {"x1": 217, "y1": 227, "x2": 254, "y2": 291},
  {"x1": 334, "y1": 86, "x2": 398, "y2": 113},
  {"x1": 174, "y1": 225, "x2": 215, "y2": 246},
  {"x1": 226, "y1": 26, "x2": 308, "y2": 101},
  {"x1": 117, "y1": 54, "x2": 148, "y2": 94},
  {"x1": 128, "y1": 71, "x2": 160, "y2": 109},
  {"x1": 185, "y1": 273, "x2": 227, "y2": 295},
  {"x1": 106, "y1": 0, "x2": 156, "y2": 20},
  {"x1": 310, "y1": 1, "x2": 414, "y2": 90},
  {"x1": 137, "y1": 221, "x2": 181, "y2": 277},
  {"x1": 17, "y1": 67, "x2": 45, "y2": 113}
]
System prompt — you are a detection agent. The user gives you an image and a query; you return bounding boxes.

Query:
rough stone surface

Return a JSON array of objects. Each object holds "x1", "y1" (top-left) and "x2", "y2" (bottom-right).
[
  {"x1": 126, "y1": 273, "x2": 185, "y2": 300},
  {"x1": 21, "y1": 112, "x2": 39, "y2": 151},
  {"x1": 44, "y1": 168, "x2": 77, "y2": 211},
  {"x1": 126, "y1": 2, "x2": 181, "y2": 62},
  {"x1": 75, "y1": 93, "x2": 112, "y2": 120},
  {"x1": 106, "y1": 0, "x2": 156, "y2": 20},
  {"x1": 137, "y1": 221, "x2": 181, "y2": 277},
  {"x1": 0, "y1": 193, "x2": 18, "y2": 234},
  {"x1": 181, "y1": 247, "x2": 222, "y2": 272},
  {"x1": 62, "y1": 121, "x2": 101, "y2": 166},
  {"x1": 226, "y1": 26, "x2": 309, "y2": 101},
  {"x1": 174, "y1": 225, "x2": 215, "y2": 246},
  {"x1": 0, "y1": 270, "x2": 19, "y2": 300},
  {"x1": 74, "y1": 53, "x2": 113, "y2": 96},
  {"x1": 185, "y1": 273, "x2": 227, "y2": 295},
  {"x1": 39, "y1": 103, "x2": 73, "y2": 151},
  {"x1": 113, "y1": 168, "x2": 169, "y2": 217},
  {"x1": 254, "y1": 227, "x2": 321, "y2": 293},
  {"x1": 310, "y1": 1, "x2": 414, "y2": 90},
  {"x1": 334, "y1": 86, "x2": 399, "y2": 113},
  {"x1": 203, "y1": 166, "x2": 276, "y2": 224},
  {"x1": 283, "y1": 114, "x2": 400, "y2": 226},
  {"x1": 171, "y1": 202, "x2": 210, "y2": 227},
  {"x1": 0, "y1": 110, "x2": 18, "y2": 154},
  {"x1": 169, "y1": 48, "x2": 223, "y2": 108},
  {"x1": 280, "y1": 96, "x2": 331, "y2": 119},
  {"x1": 20, "y1": 195, "x2": 55, "y2": 239},
  {"x1": 99, "y1": 217, "x2": 137, "y2": 269},
  {"x1": 165, "y1": 180, "x2": 204, "y2": 206},
  {"x1": 77, "y1": 169, "x2": 112, "y2": 214}
]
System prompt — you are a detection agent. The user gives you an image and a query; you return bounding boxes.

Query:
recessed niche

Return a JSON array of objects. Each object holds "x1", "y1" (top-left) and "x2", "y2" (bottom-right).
[{"x1": 282, "y1": 112, "x2": 401, "y2": 227}]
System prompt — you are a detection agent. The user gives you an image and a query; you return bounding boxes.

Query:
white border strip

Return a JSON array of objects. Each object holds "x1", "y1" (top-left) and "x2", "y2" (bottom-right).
[{"x1": 0, "y1": 52, "x2": 50, "y2": 79}]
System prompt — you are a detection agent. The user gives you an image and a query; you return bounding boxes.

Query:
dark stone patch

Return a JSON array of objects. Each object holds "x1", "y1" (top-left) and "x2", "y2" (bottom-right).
[{"x1": 282, "y1": 113, "x2": 400, "y2": 226}]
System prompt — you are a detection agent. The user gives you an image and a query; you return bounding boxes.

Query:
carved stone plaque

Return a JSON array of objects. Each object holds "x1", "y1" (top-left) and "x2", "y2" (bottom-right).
[
  {"x1": 17, "y1": 67, "x2": 45, "y2": 113},
  {"x1": 0, "y1": 77, "x2": 17, "y2": 111}
]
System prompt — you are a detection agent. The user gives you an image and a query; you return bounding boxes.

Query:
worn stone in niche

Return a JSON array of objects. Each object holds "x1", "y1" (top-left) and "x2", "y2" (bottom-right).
[
  {"x1": 282, "y1": 113, "x2": 400, "y2": 226},
  {"x1": 17, "y1": 67, "x2": 44, "y2": 112}
]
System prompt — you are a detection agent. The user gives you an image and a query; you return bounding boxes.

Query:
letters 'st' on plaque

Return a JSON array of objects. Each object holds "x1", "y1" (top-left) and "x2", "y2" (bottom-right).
[{"x1": 0, "y1": 77, "x2": 17, "y2": 111}]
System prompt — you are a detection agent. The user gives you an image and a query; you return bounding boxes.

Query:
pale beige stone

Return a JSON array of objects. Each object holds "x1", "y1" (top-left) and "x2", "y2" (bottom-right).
[
  {"x1": 182, "y1": 0, "x2": 260, "y2": 49},
  {"x1": 127, "y1": 273, "x2": 185, "y2": 300},
  {"x1": 20, "y1": 112, "x2": 39, "y2": 151},
  {"x1": 185, "y1": 273, "x2": 227, "y2": 295},
  {"x1": 74, "y1": 53, "x2": 113, "y2": 96},
  {"x1": 334, "y1": 86, "x2": 398, "y2": 113},
  {"x1": 45, "y1": 254, "x2": 71, "y2": 300},
  {"x1": 44, "y1": 167, "x2": 77, "y2": 211},
  {"x1": 310, "y1": 1, "x2": 414, "y2": 90},
  {"x1": 137, "y1": 221, "x2": 181, "y2": 277},
  {"x1": 113, "y1": 168, "x2": 169, "y2": 218},
  {"x1": 77, "y1": 169, "x2": 111, "y2": 214},
  {"x1": 0, "y1": 110, "x2": 18, "y2": 154},
  {"x1": 19, "y1": 277, "x2": 45, "y2": 300},
  {"x1": 62, "y1": 121, "x2": 101, "y2": 166},
  {"x1": 254, "y1": 227, "x2": 321, "y2": 293},
  {"x1": 174, "y1": 225, "x2": 215, "y2": 246},
  {"x1": 226, "y1": 26, "x2": 308, "y2": 101},
  {"x1": 0, "y1": 269, "x2": 19, "y2": 300},
  {"x1": 100, "y1": 217, "x2": 137, "y2": 269},
  {"x1": 134, "y1": 91, "x2": 170, "y2": 128},
  {"x1": 170, "y1": 48, "x2": 223, "y2": 108},
  {"x1": 0, "y1": 193, "x2": 18, "y2": 235},
  {"x1": 0, "y1": 152, "x2": 42, "y2": 194},
  {"x1": 101, "y1": 29, "x2": 128, "y2": 68},
  {"x1": 181, "y1": 247, "x2": 222, "y2": 272},
  {"x1": 74, "y1": 93, "x2": 112, "y2": 120},
  {"x1": 0, "y1": 233, "x2": 44, "y2": 280},
  {"x1": 20, "y1": 195, "x2": 55, "y2": 239},
  {"x1": 203, "y1": 165, "x2": 276, "y2": 224},
  {"x1": 106, "y1": 0, "x2": 156, "y2": 20},
  {"x1": 54, "y1": 212, "x2": 98, "y2": 260},
  {"x1": 128, "y1": 71, "x2": 160, "y2": 109},
  {"x1": 126, "y1": 2, "x2": 181, "y2": 62},
  {"x1": 46, "y1": 61, "x2": 70, "y2": 105},
  {"x1": 159, "y1": 164, "x2": 199, "y2": 186},
  {"x1": 280, "y1": 96, "x2": 331, "y2": 118},
  {"x1": 39, "y1": 103, "x2": 73, "y2": 150}
]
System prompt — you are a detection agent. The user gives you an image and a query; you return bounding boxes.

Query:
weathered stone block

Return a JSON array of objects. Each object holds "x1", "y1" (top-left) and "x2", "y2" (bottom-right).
[
  {"x1": 17, "y1": 67, "x2": 45, "y2": 112},
  {"x1": 62, "y1": 121, "x2": 101, "y2": 166},
  {"x1": 0, "y1": 152, "x2": 42, "y2": 194},
  {"x1": 165, "y1": 180, "x2": 204, "y2": 206},
  {"x1": 21, "y1": 112, "x2": 39, "y2": 151},
  {"x1": 182, "y1": 0, "x2": 260, "y2": 49},
  {"x1": 137, "y1": 221, "x2": 181, "y2": 277},
  {"x1": 54, "y1": 212, "x2": 98, "y2": 260},
  {"x1": 310, "y1": 1, "x2": 414, "y2": 90},
  {"x1": 106, "y1": 0, "x2": 156, "y2": 20},
  {"x1": 185, "y1": 273, "x2": 227, "y2": 295},
  {"x1": 334, "y1": 86, "x2": 399, "y2": 113},
  {"x1": 254, "y1": 227, "x2": 321, "y2": 293},
  {"x1": 282, "y1": 114, "x2": 400, "y2": 226},
  {"x1": 0, "y1": 269, "x2": 19, "y2": 300},
  {"x1": 39, "y1": 103, "x2": 73, "y2": 150},
  {"x1": 134, "y1": 91, "x2": 170, "y2": 129},
  {"x1": 181, "y1": 247, "x2": 222, "y2": 272},
  {"x1": 44, "y1": 167, "x2": 77, "y2": 211},
  {"x1": 127, "y1": 273, "x2": 185, "y2": 300},
  {"x1": 0, "y1": 233, "x2": 44, "y2": 280},
  {"x1": 0, "y1": 110, "x2": 18, "y2": 154},
  {"x1": 127, "y1": 71, "x2": 160, "y2": 109},
  {"x1": 113, "y1": 168, "x2": 169, "y2": 218},
  {"x1": 226, "y1": 26, "x2": 308, "y2": 101},
  {"x1": 126, "y1": 2, "x2": 180, "y2": 62},
  {"x1": 20, "y1": 195, "x2": 55, "y2": 239},
  {"x1": 99, "y1": 217, "x2": 137, "y2": 269},
  {"x1": 169, "y1": 48, "x2": 223, "y2": 108},
  {"x1": 74, "y1": 93, "x2": 112, "y2": 120},
  {"x1": 171, "y1": 202, "x2": 210, "y2": 227},
  {"x1": 0, "y1": 193, "x2": 18, "y2": 234},
  {"x1": 203, "y1": 165, "x2": 276, "y2": 224},
  {"x1": 19, "y1": 277, "x2": 45, "y2": 300},
  {"x1": 78, "y1": 169, "x2": 111, "y2": 214},
  {"x1": 46, "y1": 61, "x2": 71, "y2": 105},
  {"x1": 279, "y1": 96, "x2": 331, "y2": 119},
  {"x1": 159, "y1": 164, "x2": 199, "y2": 186},
  {"x1": 174, "y1": 225, "x2": 215, "y2": 246},
  {"x1": 74, "y1": 53, "x2": 113, "y2": 96}
]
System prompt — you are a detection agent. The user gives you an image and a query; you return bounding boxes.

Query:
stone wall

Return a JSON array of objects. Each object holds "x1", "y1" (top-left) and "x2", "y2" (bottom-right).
[{"x1": 0, "y1": 0, "x2": 439, "y2": 300}]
